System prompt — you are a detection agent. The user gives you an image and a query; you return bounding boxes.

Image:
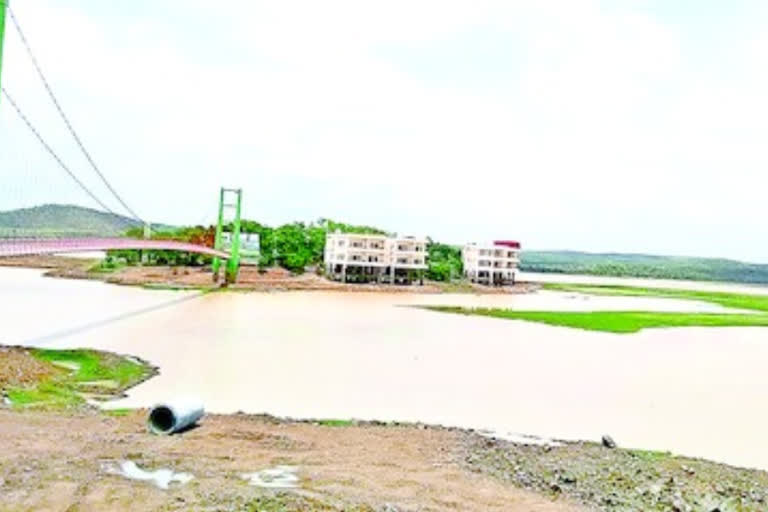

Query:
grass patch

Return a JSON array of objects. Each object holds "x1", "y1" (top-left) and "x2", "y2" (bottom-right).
[
  {"x1": 420, "y1": 284, "x2": 768, "y2": 333},
  {"x1": 628, "y1": 449, "x2": 672, "y2": 462},
  {"x1": 31, "y1": 349, "x2": 148, "y2": 388},
  {"x1": 315, "y1": 418, "x2": 355, "y2": 427},
  {"x1": 6, "y1": 381, "x2": 84, "y2": 408},
  {"x1": 141, "y1": 283, "x2": 205, "y2": 291},
  {"x1": 244, "y1": 493, "x2": 373, "y2": 511},
  {"x1": 6, "y1": 349, "x2": 153, "y2": 409},
  {"x1": 88, "y1": 257, "x2": 125, "y2": 274},
  {"x1": 424, "y1": 307, "x2": 768, "y2": 333},
  {"x1": 542, "y1": 283, "x2": 768, "y2": 313},
  {"x1": 103, "y1": 408, "x2": 136, "y2": 417}
]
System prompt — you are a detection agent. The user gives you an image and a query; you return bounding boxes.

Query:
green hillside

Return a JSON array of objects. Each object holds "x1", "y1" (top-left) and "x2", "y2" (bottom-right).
[
  {"x1": 0, "y1": 204, "x2": 140, "y2": 237},
  {"x1": 521, "y1": 250, "x2": 768, "y2": 285}
]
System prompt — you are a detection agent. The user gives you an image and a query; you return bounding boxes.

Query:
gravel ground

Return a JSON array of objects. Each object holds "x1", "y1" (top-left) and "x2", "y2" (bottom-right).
[{"x1": 463, "y1": 434, "x2": 768, "y2": 511}]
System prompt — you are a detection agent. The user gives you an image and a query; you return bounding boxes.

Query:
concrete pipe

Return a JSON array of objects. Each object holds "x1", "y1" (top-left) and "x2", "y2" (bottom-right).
[{"x1": 148, "y1": 399, "x2": 204, "y2": 435}]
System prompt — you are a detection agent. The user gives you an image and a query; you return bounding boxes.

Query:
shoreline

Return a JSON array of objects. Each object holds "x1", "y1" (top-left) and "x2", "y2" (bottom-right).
[
  {"x1": 0, "y1": 255, "x2": 539, "y2": 294},
  {"x1": 2, "y1": 401, "x2": 764, "y2": 510}
]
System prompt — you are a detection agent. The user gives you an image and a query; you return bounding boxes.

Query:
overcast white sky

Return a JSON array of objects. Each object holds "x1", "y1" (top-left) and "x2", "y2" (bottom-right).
[{"x1": 1, "y1": 1, "x2": 767, "y2": 261}]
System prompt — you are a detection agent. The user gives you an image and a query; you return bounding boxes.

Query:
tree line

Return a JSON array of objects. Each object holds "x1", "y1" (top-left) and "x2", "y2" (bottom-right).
[{"x1": 110, "y1": 218, "x2": 464, "y2": 281}]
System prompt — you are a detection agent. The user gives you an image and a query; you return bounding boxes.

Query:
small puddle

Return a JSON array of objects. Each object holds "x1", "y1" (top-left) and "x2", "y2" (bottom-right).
[
  {"x1": 241, "y1": 466, "x2": 299, "y2": 488},
  {"x1": 480, "y1": 430, "x2": 563, "y2": 447},
  {"x1": 104, "y1": 460, "x2": 194, "y2": 489}
]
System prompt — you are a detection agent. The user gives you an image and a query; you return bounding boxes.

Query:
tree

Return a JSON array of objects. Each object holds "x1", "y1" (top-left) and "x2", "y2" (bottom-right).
[{"x1": 427, "y1": 242, "x2": 463, "y2": 281}]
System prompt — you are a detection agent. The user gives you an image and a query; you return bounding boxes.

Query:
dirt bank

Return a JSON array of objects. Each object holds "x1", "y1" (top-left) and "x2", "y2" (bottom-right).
[
  {"x1": 0, "y1": 255, "x2": 538, "y2": 294},
  {"x1": 2, "y1": 408, "x2": 766, "y2": 511},
  {"x1": 0, "y1": 347, "x2": 56, "y2": 389},
  {"x1": 0, "y1": 409, "x2": 580, "y2": 511}
]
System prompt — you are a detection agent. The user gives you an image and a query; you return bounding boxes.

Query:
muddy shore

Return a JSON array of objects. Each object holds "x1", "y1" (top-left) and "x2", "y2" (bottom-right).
[
  {"x1": 1, "y1": 405, "x2": 764, "y2": 511},
  {"x1": 0, "y1": 255, "x2": 537, "y2": 294}
]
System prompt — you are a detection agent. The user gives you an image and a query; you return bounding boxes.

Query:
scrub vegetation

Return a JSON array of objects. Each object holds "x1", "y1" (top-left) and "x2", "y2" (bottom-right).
[{"x1": 2, "y1": 347, "x2": 154, "y2": 409}]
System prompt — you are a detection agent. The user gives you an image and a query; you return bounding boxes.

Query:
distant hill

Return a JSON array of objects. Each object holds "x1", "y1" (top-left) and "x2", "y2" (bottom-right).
[
  {"x1": 0, "y1": 204, "x2": 141, "y2": 237},
  {"x1": 521, "y1": 250, "x2": 768, "y2": 285}
]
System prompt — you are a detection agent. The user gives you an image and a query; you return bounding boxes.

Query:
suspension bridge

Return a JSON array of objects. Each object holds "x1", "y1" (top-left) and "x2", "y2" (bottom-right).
[{"x1": 0, "y1": 2, "x2": 242, "y2": 282}]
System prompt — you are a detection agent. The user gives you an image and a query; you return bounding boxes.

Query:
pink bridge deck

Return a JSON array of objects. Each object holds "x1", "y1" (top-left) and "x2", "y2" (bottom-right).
[{"x1": 0, "y1": 238, "x2": 230, "y2": 259}]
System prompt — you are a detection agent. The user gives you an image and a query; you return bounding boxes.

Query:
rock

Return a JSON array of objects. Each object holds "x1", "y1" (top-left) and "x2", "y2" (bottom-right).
[
  {"x1": 671, "y1": 491, "x2": 691, "y2": 512},
  {"x1": 672, "y1": 497, "x2": 691, "y2": 512},
  {"x1": 601, "y1": 435, "x2": 617, "y2": 449}
]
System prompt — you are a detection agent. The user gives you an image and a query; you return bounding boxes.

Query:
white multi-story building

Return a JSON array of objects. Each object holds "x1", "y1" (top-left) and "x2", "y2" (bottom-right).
[
  {"x1": 462, "y1": 240, "x2": 521, "y2": 286},
  {"x1": 325, "y1": 232, "x2": 428, "y2": 284}
]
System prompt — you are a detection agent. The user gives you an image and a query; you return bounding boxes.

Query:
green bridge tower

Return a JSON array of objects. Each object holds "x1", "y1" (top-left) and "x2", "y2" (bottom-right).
[{"x1": 212, "y1": 187, "x2": 242, "y2": 284}]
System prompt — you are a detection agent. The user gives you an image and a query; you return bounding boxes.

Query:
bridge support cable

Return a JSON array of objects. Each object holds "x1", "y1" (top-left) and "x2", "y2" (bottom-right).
[
  {"x1": 6, "y1": 6, "x2": 145, "y2": 225},
  {"x1": 1, "y1": 87, "x2": 133, "y2": 227},
  {"x1": 0, "y1": 1, "x2": 7, "y2": 102}
]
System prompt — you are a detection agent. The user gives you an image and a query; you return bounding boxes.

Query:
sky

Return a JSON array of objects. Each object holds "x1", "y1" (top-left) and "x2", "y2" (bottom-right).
[{"x1": 1, "y1": 0, "x2": 767, "y2": 261}]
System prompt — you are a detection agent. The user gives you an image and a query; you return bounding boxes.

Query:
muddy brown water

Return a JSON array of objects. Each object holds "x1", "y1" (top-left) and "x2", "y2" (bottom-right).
[{"x1": 3, "y1": 267, "x2": 768, "y2": 471}]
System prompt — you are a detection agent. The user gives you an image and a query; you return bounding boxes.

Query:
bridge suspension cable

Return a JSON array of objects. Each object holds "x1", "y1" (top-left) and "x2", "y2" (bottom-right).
[
  {"x1": 6, "y1": 6, "x2": 145, "y2": 225},
  {"x1": 1, "y1": 87, "x2": 134, "y2": 226}
]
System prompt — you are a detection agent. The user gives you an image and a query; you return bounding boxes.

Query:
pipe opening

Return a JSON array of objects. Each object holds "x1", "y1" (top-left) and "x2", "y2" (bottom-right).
[{"x1": 148, "y1": 406, "x2": 177, "y2": 435}]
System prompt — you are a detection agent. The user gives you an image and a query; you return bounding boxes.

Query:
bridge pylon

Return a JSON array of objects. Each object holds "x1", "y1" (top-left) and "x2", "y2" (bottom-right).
[{"x1": 212, "y1": 187, "x2": 242, "y2": 284}]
